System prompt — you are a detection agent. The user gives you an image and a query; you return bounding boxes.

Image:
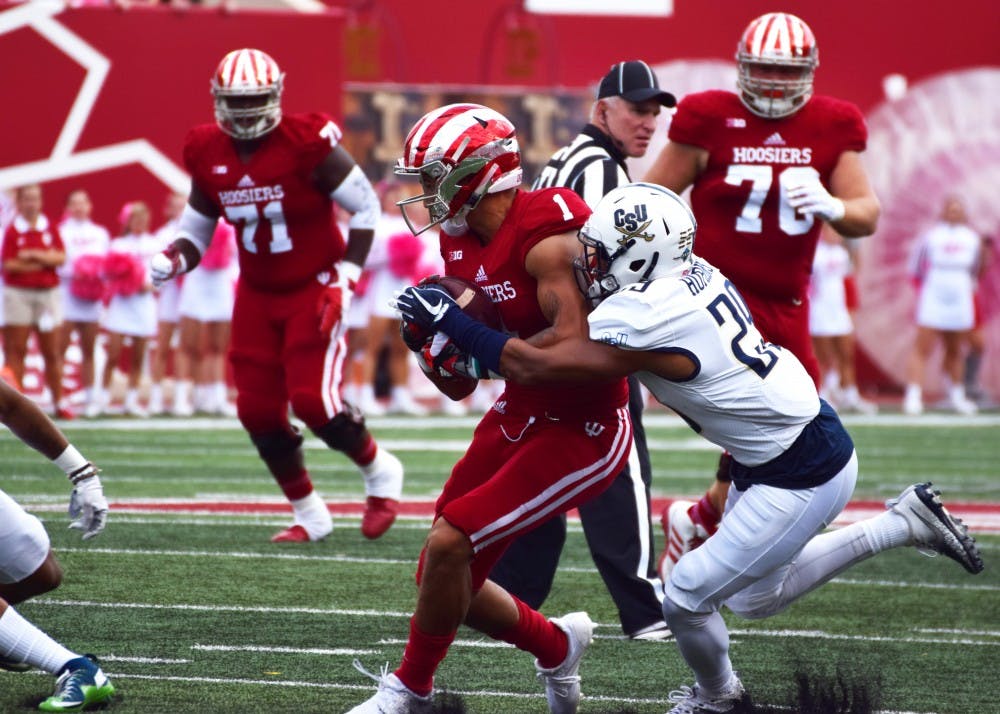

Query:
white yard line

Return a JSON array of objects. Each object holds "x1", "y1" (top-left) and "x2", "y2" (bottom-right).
[
  {"x1": 45, "y1": 546, "x2": 1000, "y2": 592},
  {"x1": 192, "y1": 644, "x2": 376, "y2": 656}
]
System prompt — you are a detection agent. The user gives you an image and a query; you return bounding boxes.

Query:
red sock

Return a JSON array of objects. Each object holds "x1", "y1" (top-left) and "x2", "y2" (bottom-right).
[
  {"x1": 270, "y1": 465, "x2": 312, "y2": 501},
  {"x1": 495, "y1": 596, "x2": 568, "y2": 669},
  {"x1": 689, "y1": 493, "x2": 721, "y2": 536},
  {"x1": 348, "y1": 435, "x2": 377, "y2": 468},
  {"x1": 394, "y1": 618, "x2": 455, "y2": 696}
]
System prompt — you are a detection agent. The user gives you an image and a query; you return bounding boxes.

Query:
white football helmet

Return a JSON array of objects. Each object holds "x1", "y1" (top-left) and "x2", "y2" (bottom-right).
[
  {"x1": 736, "y1": 12, "x2": 818, "y2": 119},
  {"x1": 575, "y1": 182, "x2": 696, "y2": 306},
  {"x1": 212, "y1": 48, "x2": 284, "y2": 140},
  {"x1": 395, "y1": 103, "x2": 522, "y2": 235}
]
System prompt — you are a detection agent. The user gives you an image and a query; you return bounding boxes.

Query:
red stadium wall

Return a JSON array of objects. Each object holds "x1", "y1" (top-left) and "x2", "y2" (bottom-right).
[{"x1": 1, "y1": 0, "x2": 998, "y2": 399}]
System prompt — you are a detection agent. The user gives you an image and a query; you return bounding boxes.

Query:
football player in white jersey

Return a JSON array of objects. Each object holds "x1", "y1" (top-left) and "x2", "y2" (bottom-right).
[{"x1": 395, "y1": 182, "x2": 983, "y2": 713}]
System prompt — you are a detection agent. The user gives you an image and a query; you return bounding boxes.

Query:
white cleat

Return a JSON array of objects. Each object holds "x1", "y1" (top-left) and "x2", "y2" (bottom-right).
[
  {"x1": 347, "y1": 662, "x2": 433, "y2": 713},
  {"x1": 658, "y1": 500, "x2": 708, "y2": 582},
  {"x1": 887, "y1": 482, "x2": 984, "y2": 574},
  {"x1": 535, "y1": 612, "x2": 593, "y2": 714},
  {"x1": 666, "y1": 674, "x2": 746, "y2": 713}
]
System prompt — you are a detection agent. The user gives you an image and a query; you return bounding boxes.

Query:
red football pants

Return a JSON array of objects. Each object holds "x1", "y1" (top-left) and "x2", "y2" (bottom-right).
[{"x1": 229, "y1": 280, "x2": 348, "y2": 433}]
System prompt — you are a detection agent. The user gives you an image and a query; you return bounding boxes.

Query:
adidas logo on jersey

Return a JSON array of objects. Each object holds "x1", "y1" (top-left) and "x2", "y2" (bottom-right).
[
  {"x1": 237, "y1": 174, "x2": 255, "y2": 188},
  {"x1": 474, "y1": 265, "x2": 488, "y2": 283},
  {"x1": 763, "y1": 132, "x2": 786, "y2": 146}
]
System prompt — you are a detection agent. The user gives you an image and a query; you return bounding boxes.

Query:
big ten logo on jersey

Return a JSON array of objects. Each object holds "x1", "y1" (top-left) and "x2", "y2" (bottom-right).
[{"x1": 614, "y1": 204, "x2": 654, "y2": 245}]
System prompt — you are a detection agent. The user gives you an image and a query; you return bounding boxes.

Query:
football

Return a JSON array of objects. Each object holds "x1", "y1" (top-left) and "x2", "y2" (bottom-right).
[{"x1": 399, "y1": 274, "x2": 502, "y2": 350}]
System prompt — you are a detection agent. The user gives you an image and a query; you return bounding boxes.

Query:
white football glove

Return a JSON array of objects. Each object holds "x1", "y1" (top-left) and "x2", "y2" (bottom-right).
[
  {"x1": 150, "y1": 247, "x2": 187, "y2": 288},
  {"x1": 786, "y1": 178, "x2": 846, "y2": 222},
  {"x1": 68, "y1": 469, "x2": 109, "y2": 541}
]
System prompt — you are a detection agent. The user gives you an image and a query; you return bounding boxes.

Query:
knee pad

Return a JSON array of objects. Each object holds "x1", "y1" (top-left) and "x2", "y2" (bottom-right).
[
  {"x1": 249, "y1": 427, "x2": 303, "y2": 461},
  {"x1": 311, "y1": 405, "x2": 369, "y2": 454}
]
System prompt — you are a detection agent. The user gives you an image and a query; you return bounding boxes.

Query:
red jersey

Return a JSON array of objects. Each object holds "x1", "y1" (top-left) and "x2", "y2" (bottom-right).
[
  {"x1": 184, "y1": 112, "x2": 346, "y2": 293},
  {"x1": 441, "y1": 188, "x2": 629, "y2": 415},
  {"x1": 1, "y1": 214, "x2": 63, "y2": 289},
  {"x1": 669, "y1": 91, "x2": 867, "y2": 302}
]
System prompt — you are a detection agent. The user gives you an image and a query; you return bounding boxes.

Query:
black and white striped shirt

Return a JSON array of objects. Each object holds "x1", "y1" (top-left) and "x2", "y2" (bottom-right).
[{"x1": 530, "y1": 125, "x2": 631, "y2": 209}]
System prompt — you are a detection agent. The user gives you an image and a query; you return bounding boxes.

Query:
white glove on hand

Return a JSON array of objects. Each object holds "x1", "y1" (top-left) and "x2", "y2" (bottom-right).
[
  {"x1": 150, "y1": 246, "x2": 186, "y2": 288},
  {"x1": 68, "y1": 471, "x2": 109, "y2": 540},
  {"x1": 786, "y1": 179, "x2": 846, "y2": 222}
]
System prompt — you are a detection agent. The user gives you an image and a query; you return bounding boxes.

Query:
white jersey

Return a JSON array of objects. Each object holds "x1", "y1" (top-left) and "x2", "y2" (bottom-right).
[
  {"x1": 808, "y1": 241, "x2": 853, "y2": 337},
  {"x1": 588, "y1": 258, "x2": 819, "y2": 468},
  {"x1": 910, "y1": 221, "x2": 981, "y2": 330}
]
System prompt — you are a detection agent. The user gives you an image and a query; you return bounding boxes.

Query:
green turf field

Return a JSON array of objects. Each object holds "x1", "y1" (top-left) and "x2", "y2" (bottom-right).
[{"x1": 1, "y1": 412, "x2": 997, "y2": 713}]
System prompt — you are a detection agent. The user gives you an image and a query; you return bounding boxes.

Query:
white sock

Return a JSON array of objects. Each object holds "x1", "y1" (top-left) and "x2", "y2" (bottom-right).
[
  {"x1": 949, "y1": 384, "x2": 967, "y2": 403},
  {"x1": 175, "y1": 381, "x2": 192, "y2": 404},
  {"x1": 0, "y1": 606, "x2": 77, "y2": 675},
  {"x1": 905, "y1": 383, "x2": 922, "y2": 401},
  {"x1": 360, "y1": 384, "x2": 377, "y2": 404},
  {"x1": 290, "y1": 491, "x2": 332, "y2": 539},
  {"x1": 125, "y1": 388, "x2": 140, "y2": 406},
  {"x1": 842, "y1": 385, "x2": 861, "y2": 403},
  {"x1": 149, "y1": 384, "x2": 163, "y2": 401},
  {"x1": 212, "y1": 381, "x2": 228, "y2": 406}
]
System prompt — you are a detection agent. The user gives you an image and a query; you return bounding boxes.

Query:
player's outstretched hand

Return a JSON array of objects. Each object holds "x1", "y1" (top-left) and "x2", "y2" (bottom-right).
[
  {"x1": 786, "y1": 178, "x2": 845, "y2": 222},
  {"x1": 393, "y1": 285, "x2": 456, "y2": 332},
  {"x1": 68, "y1": 470, "x2": 109, "y2": 541},
  {"x1": 150, "y1": 246, "x2": 185, "y2": 288}
]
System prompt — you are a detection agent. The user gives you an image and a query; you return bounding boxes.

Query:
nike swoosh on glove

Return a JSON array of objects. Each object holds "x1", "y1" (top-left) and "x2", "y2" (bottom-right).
[
  {"x1": 393, "y1": 285, "x2": 457, "y2": 333},
  {"x1": 68, "y1": 470, "x2": 109, "y2": 541},
  {"x1": 786, "y1": 178, "x2": 845, "y2": 222}
]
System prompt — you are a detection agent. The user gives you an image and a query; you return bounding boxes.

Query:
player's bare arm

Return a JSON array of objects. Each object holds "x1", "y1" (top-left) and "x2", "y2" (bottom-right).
[
  {"x1": 523, "y1": 230, "x2": 591, "y2": 349},
  {"x1": 826, "y1": 150, "x2": 880, "y2": 238},
  {"x1": 642, "y1": 140, "x2": 708, "y2": 194},
  {"x1": 314, "y1": 145, "x2": 377, "y2": 268}
]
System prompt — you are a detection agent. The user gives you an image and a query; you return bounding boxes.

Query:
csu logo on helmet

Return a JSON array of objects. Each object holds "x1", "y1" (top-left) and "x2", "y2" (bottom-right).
[{"x1": 613, "y1": 204, "x2": 654, "y2": 246}]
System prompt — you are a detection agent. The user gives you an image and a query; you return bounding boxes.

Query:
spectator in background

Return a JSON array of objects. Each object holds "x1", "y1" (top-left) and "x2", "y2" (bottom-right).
[
  {"x1": 176, "y1": 219, "x2": 237, "y2": 416},
  {"x1": 92, "y1": 201, "x2": 159, "y2": 417},
  {"x1": 1, "y1": 185, "x2": 68, "y2": 418},
  {"x1": 903, "y1": 195, "x2": 984, "y2": 415},
  {"x1": 57, "y1": 189, "x2": 110, "y2": 419},
  {"x1": 148, "y1": 192, "x2": 187, "y2": 416},
  {"x1": 808, "y1": 226, "x2": 877, "y2": 414},
  {"x1": 355, "y1": 180, "x2": 431, "y2": 417},
  {"x1": 964, "y1": 233, "x2": 993, "y2": 407}
]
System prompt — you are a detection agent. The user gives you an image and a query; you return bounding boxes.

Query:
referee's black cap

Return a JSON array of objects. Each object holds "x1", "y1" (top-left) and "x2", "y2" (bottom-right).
[{"x1": 597, "y1": 60, "x2": 676, "y2": 107}]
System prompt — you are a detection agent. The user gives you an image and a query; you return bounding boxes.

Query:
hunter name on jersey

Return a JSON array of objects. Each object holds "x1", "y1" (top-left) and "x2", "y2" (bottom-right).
[
  {"x1": 218, "y1": 184, "x2": 285, "y2": 206},
  {"x1": 731, "y1": 146, "x2": 812, "y2": 164}
]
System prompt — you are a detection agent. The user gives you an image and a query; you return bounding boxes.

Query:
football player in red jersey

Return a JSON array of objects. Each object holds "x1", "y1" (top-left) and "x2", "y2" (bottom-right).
[
  {"x1": 347, "y1": 104, "x2": 632, "y2": 713},
  {"x1": 643, "y1": 12, "x2": 881, "y2": 581},
  {"x1": 150, "y1": 48, "x2": 403, "y2": 543}
]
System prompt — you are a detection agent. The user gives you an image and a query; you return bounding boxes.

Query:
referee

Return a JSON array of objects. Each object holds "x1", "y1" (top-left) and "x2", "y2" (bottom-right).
[{"x1": 490, "y1": 60, "x2": 676, "y2": 640}]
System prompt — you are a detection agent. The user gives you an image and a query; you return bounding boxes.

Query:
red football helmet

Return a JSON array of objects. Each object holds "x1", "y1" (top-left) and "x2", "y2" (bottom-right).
[
  {"x1": 212, "y1": 48, "x2": 284, "y2": 140},
  {"x1": 395, "y1": 103, "x2": 522, "y2": 235},
  {"x1": 736, "y1": 12, "x2": 818, "y2": 119}
]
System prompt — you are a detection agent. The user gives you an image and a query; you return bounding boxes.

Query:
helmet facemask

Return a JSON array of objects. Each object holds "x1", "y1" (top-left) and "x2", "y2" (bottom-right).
[
  {"x1": 213, "y1": 80, "x2": 283, "y2": 140},
  {"x1": 737, "y1": 58, "x2": 815, "y2": 118}
]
